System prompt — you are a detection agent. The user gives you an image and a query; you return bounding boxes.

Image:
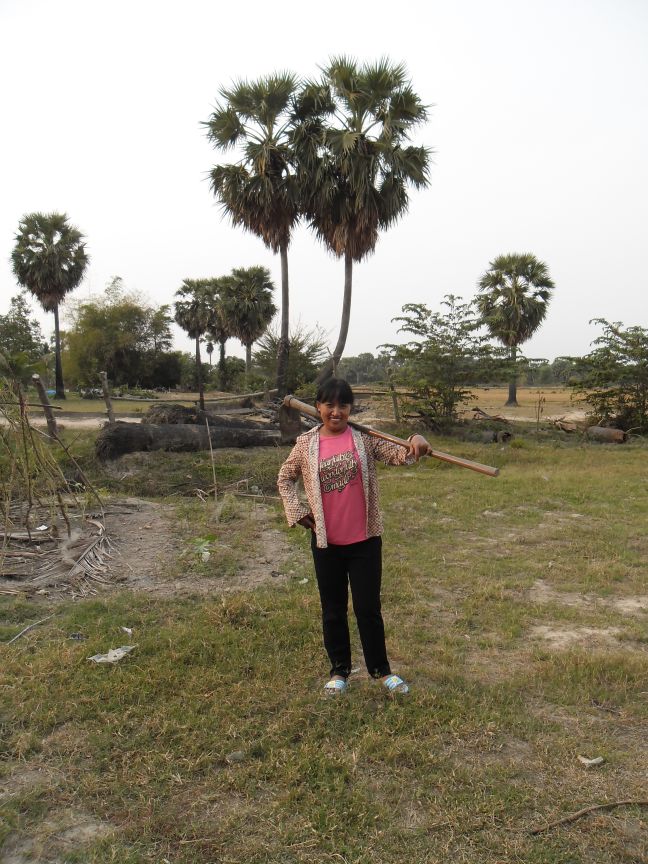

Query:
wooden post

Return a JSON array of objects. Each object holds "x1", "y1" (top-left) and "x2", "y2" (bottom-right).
[
  {"x1": 100, "y1": 371, "x2": 115, "y2": 423},
  {"x1": 388, "y1": 371, "x2": 401, "y2": 423},
  {"x1": 31, "y1": 374, "x2": 58, "y2": 438}
]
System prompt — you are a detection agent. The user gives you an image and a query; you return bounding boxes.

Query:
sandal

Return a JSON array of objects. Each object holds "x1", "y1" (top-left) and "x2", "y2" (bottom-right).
[
  {"x1": 383, "y1": 674, "x2": 409, "y2": 694},
  {"x1": 324, "y1": 677, "x2": 349, "y2": 695}
]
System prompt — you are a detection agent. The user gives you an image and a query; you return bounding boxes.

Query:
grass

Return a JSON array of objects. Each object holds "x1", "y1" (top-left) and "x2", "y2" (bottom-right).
[{"x1": 2, "y1": 427, "x2": 648, "y2": 862}]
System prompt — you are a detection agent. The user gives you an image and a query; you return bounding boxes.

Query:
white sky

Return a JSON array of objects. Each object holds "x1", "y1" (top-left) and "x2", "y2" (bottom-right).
[{"x1": 1, "y1": 0, "x2": 647, "y2": 364}]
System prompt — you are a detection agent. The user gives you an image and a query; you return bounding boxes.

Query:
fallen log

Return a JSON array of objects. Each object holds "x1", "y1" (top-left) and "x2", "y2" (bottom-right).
[
  {"x1": 586, "y1": 426, "x2": 627, "y2": 444},
  {"x1": 142, "y1": 403, "x2": 267, "y2": 427},
  {"x1": 95, "y1": 421, "x2": 280, "y2": 461},
  {"x1": 472, "y1": 407, "x2": 510, "y2": 423},
  {"x1": 550, "y1": 417, "x2": 579, "y2": 433}
]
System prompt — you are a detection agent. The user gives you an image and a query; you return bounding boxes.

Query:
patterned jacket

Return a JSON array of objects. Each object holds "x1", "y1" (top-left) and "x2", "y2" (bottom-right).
[{"x1": 277, "y1": 425, "x2": 415, "y2": 548}]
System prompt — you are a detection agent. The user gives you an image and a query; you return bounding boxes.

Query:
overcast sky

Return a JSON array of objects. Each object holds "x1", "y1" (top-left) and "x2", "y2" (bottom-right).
[{"x1": 2, "y1": 0, "x2": 647, "y2": 364}]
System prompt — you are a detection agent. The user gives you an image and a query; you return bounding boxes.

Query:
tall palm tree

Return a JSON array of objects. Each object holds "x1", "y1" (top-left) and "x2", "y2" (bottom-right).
[
  {"x1": 206, "y1": 284, "x2": 235, "y2": 391},
  {"x1": 294, "y1": 57, "x2": 430, "y2": 381},
  {"x1": 220, "y1": 267, "x2": 277, "y2": 379},
  {"x1": 174, "y1": 279, "x2": 218, "y2": 411},
  {"x1": 204, "y1": 73, "x2": 299, "y2": 396},
  {"x1": 11, "y1": 212, "x2": 89, "y2": 398},
  {"x1": 476, "y1": 253, "x2": 555, "y2": 406}
]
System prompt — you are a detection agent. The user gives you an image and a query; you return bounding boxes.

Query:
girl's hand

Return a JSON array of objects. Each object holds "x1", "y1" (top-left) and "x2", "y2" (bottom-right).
[
  {"x1": 297, "y1": 513, "x2": 315, "y2": 530},
  {"x1": 408, "y1": 434, "x2": 431, "y2": 460}
]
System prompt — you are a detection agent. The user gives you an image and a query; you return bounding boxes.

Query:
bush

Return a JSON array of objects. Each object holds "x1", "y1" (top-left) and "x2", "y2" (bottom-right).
[{"x1": 567, "y1": 319, "x2": 648, "y2": 433}]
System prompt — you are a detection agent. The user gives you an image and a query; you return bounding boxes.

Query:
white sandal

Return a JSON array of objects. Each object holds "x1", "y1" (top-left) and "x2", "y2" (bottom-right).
[
  {"x1": 324, "y1": 677, "x2": 349, "y2": 695},
  {"x1": 383, "y1": 674, "x2": 409, "y2": 694}
]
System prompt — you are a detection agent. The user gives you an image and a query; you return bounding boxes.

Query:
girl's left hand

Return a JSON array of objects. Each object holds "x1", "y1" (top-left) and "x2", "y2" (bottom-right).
[{"x1": 408, "y1": 434, "x2": 431, "y2": 460}]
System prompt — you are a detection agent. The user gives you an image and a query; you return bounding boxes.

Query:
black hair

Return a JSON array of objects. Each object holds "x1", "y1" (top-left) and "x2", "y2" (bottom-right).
[{"x1": 315, "y1": 377, "x2": 354, "y2": 406}]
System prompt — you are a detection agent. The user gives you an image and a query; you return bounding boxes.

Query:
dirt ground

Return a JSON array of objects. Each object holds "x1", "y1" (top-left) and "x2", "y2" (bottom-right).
[{"x1": 104, "y1": 497, "x2": 292, "y2": 596}]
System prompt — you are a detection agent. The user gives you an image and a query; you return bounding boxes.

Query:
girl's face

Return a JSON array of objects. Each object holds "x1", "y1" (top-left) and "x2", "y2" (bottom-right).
[{"x1": 316, "y1": 399, "x2": 352, "y2": 436}]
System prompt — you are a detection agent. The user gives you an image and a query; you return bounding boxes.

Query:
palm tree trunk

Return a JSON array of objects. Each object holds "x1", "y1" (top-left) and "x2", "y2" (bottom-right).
[
  {"x1": 218, "y1": 340, "x2": 226, "y2": 390},
  {"x1": 245, "y1": 341, "x2": 252, "y2": 389},
  {"x1": 275, "y1": 241, "x2": 290, "y2": 397},
  {"x1": 506, "y1": 345, "x2": 519, "y2": 407},
  {"x1": 195, "y1": 335, "x2": 205, "y2": 411},
  {"x1": 316, "y1": 250, "x2": 353, "y2": 384},
  {"x1": 53, "y1": 304, "x2": 65, "y2": 399}
]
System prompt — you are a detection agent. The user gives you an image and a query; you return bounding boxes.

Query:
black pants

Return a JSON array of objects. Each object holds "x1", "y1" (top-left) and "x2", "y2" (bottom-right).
[{"x1": 311, "y1": 535, "x2": 391, "y2": 680}]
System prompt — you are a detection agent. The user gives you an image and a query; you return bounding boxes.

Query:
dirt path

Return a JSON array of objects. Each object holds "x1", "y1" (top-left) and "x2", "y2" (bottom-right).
[{"x1": 104, "y1": 497, "x2": 292, "y2": 596}]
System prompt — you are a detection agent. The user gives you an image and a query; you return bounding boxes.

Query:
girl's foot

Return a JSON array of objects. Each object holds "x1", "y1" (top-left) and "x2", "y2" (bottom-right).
[
  {"x1": 382, "y1": 674, "x2": 409, "y2": 694},
  {"x1": 324, "y1": 675, "x2": 349, "y2": 695}
]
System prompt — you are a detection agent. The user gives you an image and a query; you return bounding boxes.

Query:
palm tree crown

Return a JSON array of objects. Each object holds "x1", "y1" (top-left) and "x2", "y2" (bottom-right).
[
  {"x1": 11, "y1": 212, "x2": 89, "y2": 398},
  {"x1": 293, "y1": 57, "x2": 430, "y2": 378},
  {"x1": 296, "y1": 57, "x2": 430, "y2": 261},
  {"x1": 476, "y1": 252, "x2": 555, "y2": 406},
  {"x1": 204, "y1": 73, "x2": 299, "y2": 395},
  {"x1": 220, "y1": 267, "x2": 277, "y2": 375},
  {"x1": 174, "y1": 279, "x2": 219, "y2": 410}
]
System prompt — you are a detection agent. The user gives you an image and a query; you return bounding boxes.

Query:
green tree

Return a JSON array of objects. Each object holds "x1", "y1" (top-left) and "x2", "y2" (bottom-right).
[
  {"x1": 475, "y1": 253, "x2": 555, "y2": 406},
  {"x1": 338, "y1": 352, "x2": 389, "y2": 384},
  {"x1": 254, "y1": 323, "x2": 328, "y2": 393},
  {"x1": 294, "y1": 57, "x2": 430, "y2": 380},
  {"x1": 567, "y1": 319, "x2": 648, "y2": 432},
  {"x1": 64, "y1": 282, "x2": 174, "y2": 388},
  {"x1": 220, "y1": 266, "x2": 277, "y2": 379},
  {"x1": 0, "y1": 292, "x2": 47, "y2": 360},
  {"x1": 149, "y1": 306, "x2": 174, "y2": 354},
  {"x1": 174, "y1": 279, "x2": 219, "y2": 410},
  {"x1": 205, "y1": 73, "x2": 300, "y2": 396},
  {"x1": 383, "y1": 296, "x2": 509, "y2": 424},
  {"x1": 11, "y1": 212, "x2": 89, "y2": 398}
]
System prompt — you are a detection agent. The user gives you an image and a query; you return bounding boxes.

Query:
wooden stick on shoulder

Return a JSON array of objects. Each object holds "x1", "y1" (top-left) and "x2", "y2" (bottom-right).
[{"x1": 283, "y1": 395, "x2": 499, "y2": 478}]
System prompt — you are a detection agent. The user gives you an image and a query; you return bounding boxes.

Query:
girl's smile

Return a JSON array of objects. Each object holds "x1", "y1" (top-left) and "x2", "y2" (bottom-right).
[{"x1": 316, "y1": 400, "x2": 352, "y2": 436}]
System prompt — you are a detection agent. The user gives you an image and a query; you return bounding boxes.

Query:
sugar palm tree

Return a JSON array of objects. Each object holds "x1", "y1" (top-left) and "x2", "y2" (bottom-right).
[
  {"x1": 206, "y1": 286, "x2": 235, "y2": 391},
  {"x1": 174, "y1": 279, "x2": 219, "y2": 410},
  {"x1": 11, "y1": 212, "x2": 89, "y2": 398},
  {"x1": 220, "y1": 267, "x2": 277, "y2": 380},
  {"x1": 205, "y1": 73, "x2": 299, "y2": 396},
  {"x1": 294, "y1": 57, "x2": 430, "y2": 381},
  {"x1": 476, "y1": 253, "x2": 555, "y2": 406}
]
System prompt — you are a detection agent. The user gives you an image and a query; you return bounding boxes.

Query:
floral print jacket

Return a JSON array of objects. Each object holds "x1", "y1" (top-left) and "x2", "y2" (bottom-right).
[{"x1": 277, "y1": 425, "x2": 414, "y2": 548}]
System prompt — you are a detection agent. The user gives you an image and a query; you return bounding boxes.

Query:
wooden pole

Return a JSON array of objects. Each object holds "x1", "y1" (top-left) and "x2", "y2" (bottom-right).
[
  {"x1": 387, "y1": 371, "x2": 401, "y2": 423},
  {"x1": 283, "y1": 395, "x2": 500, "y2": 478},
  {"x1": 100, "y1": 371, "x2": 115, "y2": 423},
  {"x1": 31, "y1": 375, "x2": 58, "y2": 438}
]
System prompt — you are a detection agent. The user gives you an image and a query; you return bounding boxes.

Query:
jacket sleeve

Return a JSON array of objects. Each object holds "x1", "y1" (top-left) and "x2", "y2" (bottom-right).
[
  {"x1": 277, "y1": 443, "x2": 311, "y2": 527},
  {"x1": 367, "y1": 434, "x2": 416, "y2": 467}
]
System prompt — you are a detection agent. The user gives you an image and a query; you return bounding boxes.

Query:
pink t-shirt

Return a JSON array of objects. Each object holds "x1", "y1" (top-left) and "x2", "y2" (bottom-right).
[{"x1": 318, "y1": 427, "x2": 367, "y2": 545}]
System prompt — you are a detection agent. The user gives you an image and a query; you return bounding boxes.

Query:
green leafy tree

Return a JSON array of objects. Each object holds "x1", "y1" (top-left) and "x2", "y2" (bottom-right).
[
  {"x1": 475, "y1": 253, "x2": 555, "y2": 406},
  {"x1": 383, "y1": 296, "x2": 509, "y2": 424},
  {"x1": 219, "y1": 266, "x2": 277, "y2": 379},
  {"x1": 254, "y1": 323, "x2": 328, "y2": 393},
  {"x1": 64, "y1": 282, "x2": 174, "y2": 388},
  {"x1": 11, "y1": 212, "x2": 89, "y2": 398},
  {"x1": 294, "y1": 57, "x2": 430, "y2": 380},
  {"x1": 174, "y1": 279, "x2": 219, "y2": 410},
  {"x1": 567, "y1": 319, "x2": 648, "y2": 432},
  {"x1": 0, "y1": 292, "x2": 48, "y2": 361},
  {"x1": 149, "y1": 305, "x2": 174, "y2": 354},
  {"x1": 338, "y1": 352, "x2": 389, "y2": 384},
  {"x1": 205, "y1": 73, "x2": 300, "y2": 395}
]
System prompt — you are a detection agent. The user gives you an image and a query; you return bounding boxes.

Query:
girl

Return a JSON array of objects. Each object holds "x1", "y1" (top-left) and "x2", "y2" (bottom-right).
[{"x1": 277, "y1": 378, "x2": 431, "y2": 695}]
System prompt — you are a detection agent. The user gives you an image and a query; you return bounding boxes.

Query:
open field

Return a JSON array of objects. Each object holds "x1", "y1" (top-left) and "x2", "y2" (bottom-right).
[
  {"x1": 18, "y1": 386, "x2": 592, "y2": 430},
  {"x1": 2, "y1": 425, "x2": 647, "y2": 863}
]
